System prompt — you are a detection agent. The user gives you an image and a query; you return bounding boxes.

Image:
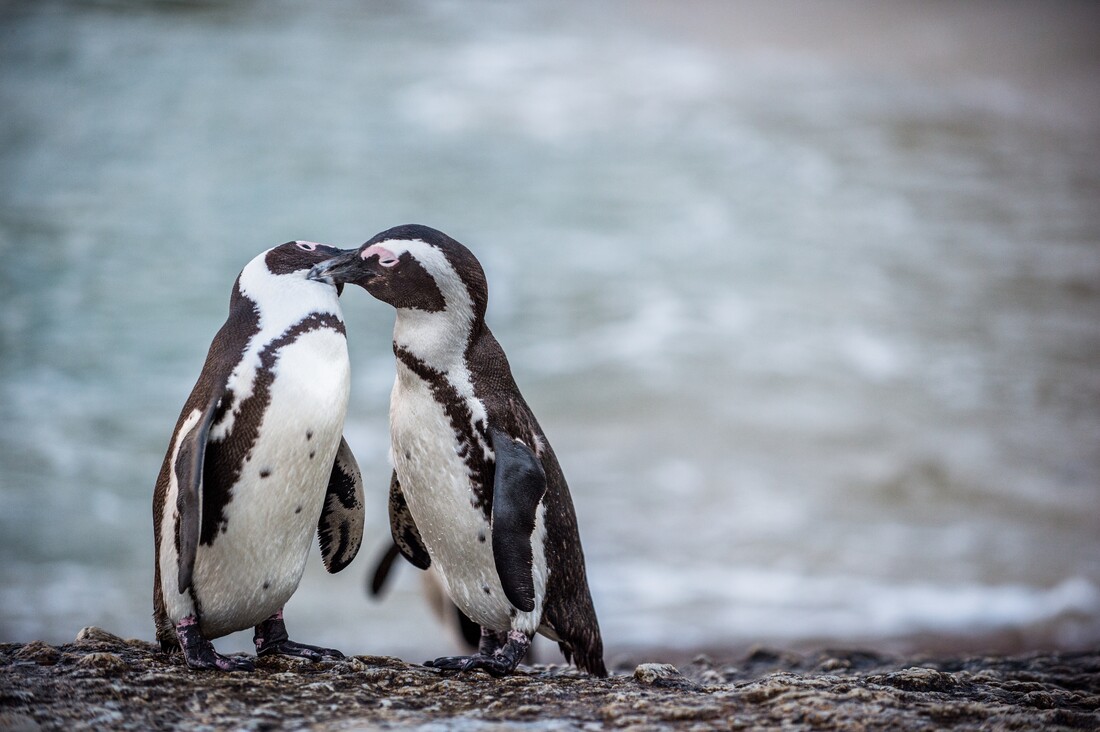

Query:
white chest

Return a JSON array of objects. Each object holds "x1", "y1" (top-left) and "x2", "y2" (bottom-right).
[
  {"x1": 389, "y1": 363, "x2": 546, "y2": 634},
  {"x1": 163, "y1": 328, "x2": 351, "y2": 637}
]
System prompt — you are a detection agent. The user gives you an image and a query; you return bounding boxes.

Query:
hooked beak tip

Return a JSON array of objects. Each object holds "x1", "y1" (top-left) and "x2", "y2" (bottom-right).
[
  {"x1": 306, "y1": 249, "x2": 367, "y2": 286},
  {"x1": 307, "y1": 263, "x2": 332, "y2": 283}
]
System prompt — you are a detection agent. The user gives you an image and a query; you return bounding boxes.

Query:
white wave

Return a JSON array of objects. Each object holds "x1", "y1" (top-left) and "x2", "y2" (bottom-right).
[
  {"x1": 397, "y1": 34, "x2": 718, "y2": 143},
  {"x1": 594, "y1": 562, "x2": 1100, "y2": 649}
]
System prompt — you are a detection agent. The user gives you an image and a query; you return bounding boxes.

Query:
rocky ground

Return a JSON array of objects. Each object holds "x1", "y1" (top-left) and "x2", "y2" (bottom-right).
[{"x1": 1, "y1": 627, "x2": 1098, "y2": 730}]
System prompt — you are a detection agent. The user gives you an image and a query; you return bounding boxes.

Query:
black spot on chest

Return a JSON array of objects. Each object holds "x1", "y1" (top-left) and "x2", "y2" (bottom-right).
[{"x1": 200, "y1": 312, "x2": 346, "y2": 545}]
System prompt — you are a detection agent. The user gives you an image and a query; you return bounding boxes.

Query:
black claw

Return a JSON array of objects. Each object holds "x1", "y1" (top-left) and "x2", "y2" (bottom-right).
[
  {"x1": 258, "y1": 640, "x2": 344, "y2": 661},
  {"x1": 184, "y1": 651, "x2": 255, "y2": 672},
  {"x1": 223, "y1": 656, "x2": 256, "y2": 672},
  {"x1": 424, "y1": 655, "x2": 462, "y2": 670},
  {"x1": 425, "y1": 654, "x2": 514, "y2": 677},
  {"x1": 253, "y1": 612, "x2": 343, "y2": 662}
]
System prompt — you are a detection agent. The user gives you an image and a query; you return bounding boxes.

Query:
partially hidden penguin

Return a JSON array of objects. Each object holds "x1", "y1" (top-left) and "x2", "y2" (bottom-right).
[
  {"x1": 309, "y1": 225, "x2": 607, "y2": 677},
  {"x1": 152, "y1": 241, "x2": 366, "y2": 672},
  {"x1": 370, "y1": 542, "x2": 483, "y2": 652}
]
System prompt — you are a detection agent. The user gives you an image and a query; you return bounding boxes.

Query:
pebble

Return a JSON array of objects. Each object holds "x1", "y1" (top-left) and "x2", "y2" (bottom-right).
[
  {"x1": 13, "y1": 642, "x2": 59, "y2": 666},
  {"x1": 75, "y1": 652, "x2": 127, "y2": 674},
  {"x1": 0, "y1": 712, "x2": 41, "y2": 732},
  {"x1": 0, "y1": 628, "x2": 1096, "y2": 730},
  {"x1": 633, "y1": 663, "x2": 682, "y2": 685}
]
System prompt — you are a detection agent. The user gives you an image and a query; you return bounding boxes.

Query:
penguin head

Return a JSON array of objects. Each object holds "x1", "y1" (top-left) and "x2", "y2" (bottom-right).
[
  {"x1": 265, "y1": 241, "x2": 349, "y2": 295},
  {"x1": 309, "y1": 225, "x2": 487, "y2": 320}
]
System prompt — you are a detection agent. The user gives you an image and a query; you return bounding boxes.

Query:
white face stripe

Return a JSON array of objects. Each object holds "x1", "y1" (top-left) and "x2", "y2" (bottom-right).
[
  {"x1": 378, "y1": 237, "x2": 494, "y2": 464},
  {"x1": 366, "y1": 238, "x2": 470, "y2": 301},
  {"x1": 210, "y1": 246, "x2": 344, "y2": 442},
  {"x1": 375, "y1": 237, "x2": 475, "y2": 363}
]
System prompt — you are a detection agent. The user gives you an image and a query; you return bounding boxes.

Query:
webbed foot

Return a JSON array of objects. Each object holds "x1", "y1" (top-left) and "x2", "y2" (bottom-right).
[
  {"x1": 253, "y1": 611, "x2": 343, "y2": 661},
  {"x1": 176, "y1": 616, "x2": 254, "y2": 672},
  {"x1": 425, "y1": 629, "x2": 531, "y2": 677},
  {"x1": 425, "y1": 653, "x2": 516, "y2": 677}
]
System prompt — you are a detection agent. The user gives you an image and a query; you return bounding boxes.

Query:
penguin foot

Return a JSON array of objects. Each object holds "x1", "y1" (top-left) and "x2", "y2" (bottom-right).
[
  {"x1": 477, "y1": 627, "x2": 508, "y2": 656},
  {"x1": 257, "y1": 639, "x2": 345, "y2": 661},
  {"x1": 425, "y1": 653, "x2": 515, "y2": 677},
  {"x1": 175, "y1": 616, "x2": 254, "y2": 672},
  {"x1": 253, "y1": 612, "x2": 344, "y2": 661},
  {"x1": 425, "y1": 629, "x2": 531, "y2": 677}
]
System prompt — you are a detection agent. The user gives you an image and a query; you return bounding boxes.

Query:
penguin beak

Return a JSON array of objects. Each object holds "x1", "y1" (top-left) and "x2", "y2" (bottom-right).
[{"x1": 308, "y1": 249, "x2": 369, "y2": 285}]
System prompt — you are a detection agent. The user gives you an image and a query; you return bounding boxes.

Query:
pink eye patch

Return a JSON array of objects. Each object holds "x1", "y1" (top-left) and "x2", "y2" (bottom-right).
[{"x1": 362, "y1": 244, "x2": 400, "y2": 267}]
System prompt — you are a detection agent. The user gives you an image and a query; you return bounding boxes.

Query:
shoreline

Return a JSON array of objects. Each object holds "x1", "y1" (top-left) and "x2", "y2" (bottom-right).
[
  {"x1": 2, "y1": 626, "x2": 1097, "y2": 730},
  {"x1": 609, "y1": 625, "x2": 1100, "y2": 672}
]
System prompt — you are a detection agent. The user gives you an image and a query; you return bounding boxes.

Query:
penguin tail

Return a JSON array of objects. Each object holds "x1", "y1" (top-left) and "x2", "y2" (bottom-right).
[
  {"x1": 155, "y1": 619, "x2": 180, "y2": 653},
  {"x1": 152, "y1": 582, "x2": 179, "y2": 653}
]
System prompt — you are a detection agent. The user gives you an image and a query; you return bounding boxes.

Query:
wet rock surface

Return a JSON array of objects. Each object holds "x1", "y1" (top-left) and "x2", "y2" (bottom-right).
[{"x1": 1, "y1": 628, "x2": 1098, "y2": 730}]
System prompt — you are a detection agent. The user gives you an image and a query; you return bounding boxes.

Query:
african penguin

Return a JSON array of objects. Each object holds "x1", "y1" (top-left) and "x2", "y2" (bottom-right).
[
  {"x1": 309, "y1": 225, "x2": 606, "y2": 677},
  {"x1": 152, "y1": 241, "x2": 366, "y2": 672},
  {"x1": 370, "y1": 542, "x2": 483, "y2": 652}
]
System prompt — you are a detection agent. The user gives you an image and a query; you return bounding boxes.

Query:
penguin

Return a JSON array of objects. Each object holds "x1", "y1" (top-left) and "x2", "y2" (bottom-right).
[
  {"x1": 152, "y1": 241, "x2": 366, "y2": 672},
  {"x1": 309, "y1": 225, "x2": 606, "y2": 677},
  {"x1": 369, "y1": 541, "x2": 483, "y2": 652}
]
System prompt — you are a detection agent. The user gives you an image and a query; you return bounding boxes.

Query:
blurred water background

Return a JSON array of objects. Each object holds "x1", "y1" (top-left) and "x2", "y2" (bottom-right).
[{"x1": 2, "y1": 0, "x2": 1099, "y2": 663}]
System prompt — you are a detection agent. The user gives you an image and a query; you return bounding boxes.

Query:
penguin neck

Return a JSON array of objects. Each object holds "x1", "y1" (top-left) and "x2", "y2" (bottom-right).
[
  {"x1": 392, "y1": 305, "x2": 492, "y2": 460},
  {"x1": 391, "y1": 304, "x2": 481, "y2": 375},
  {"x1": 237, "y1": 258, "x2": 343, "y2": 335},
  {"x1": 211, "y1": 262, "x2": 344, "y2": 442}
]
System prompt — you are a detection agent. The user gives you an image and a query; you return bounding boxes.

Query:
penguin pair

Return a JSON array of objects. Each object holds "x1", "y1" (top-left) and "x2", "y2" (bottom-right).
[{"x1": 153, "y1": 227, "x2": 606, "y2": 677}]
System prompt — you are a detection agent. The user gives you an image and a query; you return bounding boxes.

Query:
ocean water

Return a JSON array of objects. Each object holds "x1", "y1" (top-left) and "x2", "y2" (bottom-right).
[{"x1": 1, "y1": 1, "x2": 1099, "y2": 662}]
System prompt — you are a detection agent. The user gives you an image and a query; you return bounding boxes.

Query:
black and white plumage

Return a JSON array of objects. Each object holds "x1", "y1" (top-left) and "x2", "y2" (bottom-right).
[
  {"x1": 152, "y1": 241, "x2": 365, "y2": 672},
  {"x1": 309, "y1": 225, "x2": 606, "y2": 677}
]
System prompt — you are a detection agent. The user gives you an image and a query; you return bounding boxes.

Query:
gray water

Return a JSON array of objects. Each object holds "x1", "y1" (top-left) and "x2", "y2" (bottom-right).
[{"x1": 2, "y1": 0, "x2": 1099, "y2": 662}]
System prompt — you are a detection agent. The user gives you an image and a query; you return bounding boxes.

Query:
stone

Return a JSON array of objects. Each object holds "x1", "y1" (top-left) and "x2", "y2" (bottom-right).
[
  {"x1": 12, "y1": 642, "x2": 59, "y2": 666},
  {"x1": 0, "y1": 712, "x2": 41, "y2": 732},
  {"x1": 0, "y1": 633, "x2": 1096, "y2": 730},
  {"x1": 633, "y1": 663, "x2": 681, "y2": 684},
  {"x1": 74, "y1": 652, "x2": 127, "y2": 674},
  {"x1": 74, "y1": 627, "x2": 125, "y2": 646},
  {"x1": 868, "y1": 666, "x2": 961, "y2": 693}
]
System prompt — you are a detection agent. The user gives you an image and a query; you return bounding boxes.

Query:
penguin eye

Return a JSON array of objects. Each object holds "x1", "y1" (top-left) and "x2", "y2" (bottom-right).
[
  {"x1": 362, "y1": 243, "x2": 401, "y2": 267},
  {"x1": 296, "y1": 242, "x2": 318, "y2": 252}
]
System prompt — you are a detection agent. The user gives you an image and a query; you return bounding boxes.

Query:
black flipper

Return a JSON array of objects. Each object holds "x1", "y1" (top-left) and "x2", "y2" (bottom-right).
[
  {"x1": 317, "y1": 436, "x2": 365, "y2": 573},
  {"x1": 388, "y1": 470, "x2": 431, "y2": 570},
  {"x1": 369, "y1": 542, "x2": 402, "y2": 596},
  {"x1": 175, "y1": 395, "x2": 221, "y2": 594},
  {"x1": 489, "y1": 428, "x2": 547, "y2": 613}
]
